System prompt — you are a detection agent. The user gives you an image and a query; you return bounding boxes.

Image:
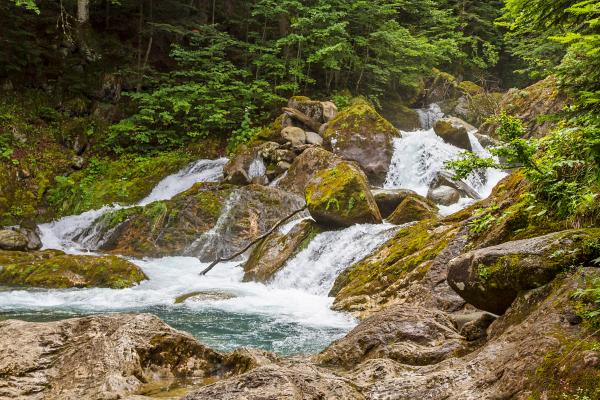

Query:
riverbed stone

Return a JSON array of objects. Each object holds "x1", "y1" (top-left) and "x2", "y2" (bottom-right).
[
  {"x1": 427, "y1": 185, "x2": 461, "y2": 206},
  {"x1": 305, "y1": 161, "x2": 382, "y2": 228},
  {"x1": 278, "y1": 147, "x2": 342, "y2": 195},
  {"x1": 0, "y1": 230, "x2": 28, "y2": 251},
  {"x1": 387, "y1": 194, "x2": 438, "y2": 225},
  {"x1": 372, "y1": 188, "x2": 419, "y2": 218},
  {"x1": 243, "y1": 219, "x2": 321, "y2": 282}
]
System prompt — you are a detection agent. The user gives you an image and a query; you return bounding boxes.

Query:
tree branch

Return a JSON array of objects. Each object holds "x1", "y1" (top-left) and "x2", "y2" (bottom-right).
[{"x1": 199, "y1": 205, "x2": 308, "y2": 276}]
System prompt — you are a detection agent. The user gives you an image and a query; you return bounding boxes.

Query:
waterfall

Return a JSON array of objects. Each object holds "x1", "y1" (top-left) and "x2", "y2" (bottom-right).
[
  {"x1": 384, "y1": 129, "x2": 506, "y2": 214},
  {"x1": 271, "y1": 223, "x2": 399, "y2": 295},
  {"x1": 39, "y1": 157, "x2": 227, "y2": 252},
  {"x1": 416, "y1": 103, "x2": 444, "y2": 130}
]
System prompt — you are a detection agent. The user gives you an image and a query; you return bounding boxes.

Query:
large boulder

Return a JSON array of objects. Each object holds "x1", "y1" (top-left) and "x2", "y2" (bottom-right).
[
  {"x1": 480, "y1": 75, "x2": 570, "y2": 138},
  {"x1": 305, "y1": 162, "x2": 382, "y2": 228},
  {"x1": 322, "y1": 99, "x2": 398, "y2": 186},
  {"x1": 433, "y1": 117, "x2": 476, "y2": 151},
  {"x1": 93, "y1": 183, "x2": 305, "y2": 261},
  {"x1": 380, "y1": 99, "x2": 422, "y2": 131},
  {"x1": 387, "y1": 194, "x2": 438, "y2": 225},
  {"x1": 447, "y1": 229, "x2": 600, "y2": 314},
  {"x1": 316, "y1": 304, "x2": 466, "y2": 369},
  {"x1": 185, "y1": 185, "x2": 306, "y2": 261},
  {"x1": 0, "y1": 229, "x2": 28, "y2": 251},
  {"x1": 280, "y1": 126, "x2": 306, "y2": 147},
  {"x1": 243, "y1": 219, "x2": 320, "y2": 282},
  {"x1": 0, "y1": 249, "x2": 147, "y2": 288},
  {"x1": 278, "y1": 147, "x2": 342, "y2": 195},
  {"x1": 0, "y1": 314, "x2": 231, "y2": 399},
  {"x1": 223, "y1": 145, "x2": 267, "y2": 185},
  {"x1": 372, "y1": 188, "x2": 419, "y2": 218}
]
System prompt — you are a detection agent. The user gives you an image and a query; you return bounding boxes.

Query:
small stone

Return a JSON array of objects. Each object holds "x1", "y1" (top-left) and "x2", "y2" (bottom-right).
[
  {"x1": 305, "y1": 131, "x2": 324, "y2": 146},
  {"x1": 72, "y1": 156, "x2": 86, "y2": 170},
  {"x1": 427, "y1": 185, "x2": 461, "y2": 206},
  {"x1": 0, "y1": 230, "x2": 29, "y2": 251},
  {"x1": 281, "y1": 126, "x2": 306, "y2": 146}
]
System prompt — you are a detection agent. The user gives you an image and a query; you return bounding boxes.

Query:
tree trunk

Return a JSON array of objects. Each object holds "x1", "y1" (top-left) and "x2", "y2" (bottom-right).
[{"x1": 77, "y1": 0, "x2": 90, "y2": 25}]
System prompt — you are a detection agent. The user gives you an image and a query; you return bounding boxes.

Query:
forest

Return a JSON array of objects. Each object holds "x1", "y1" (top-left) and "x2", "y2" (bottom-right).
[{"x1": 0, "y1": 0, "x2": 599, "y2": 399}]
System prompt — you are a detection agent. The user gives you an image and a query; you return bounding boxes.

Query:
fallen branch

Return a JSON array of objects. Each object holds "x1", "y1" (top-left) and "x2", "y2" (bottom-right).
[
  {"x1": 282, "y1": 107, "x2": 323, "y2": 133},
  {"x1": 199, "y1": 205, "x2": 308, "y2": 276}
]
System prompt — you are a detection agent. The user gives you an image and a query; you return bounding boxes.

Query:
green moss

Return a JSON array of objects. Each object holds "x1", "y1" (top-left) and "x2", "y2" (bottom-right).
[
  {"x1": 527, "y1": 332, "x2": 600, "y2": 400},
  {"x1": 332, "y1": 220, "x2": 454, "y2": 300},
  {"x1": 458, "y1": 80, "x2": 483, "y2": 95},
  {"x1": 305, "y1": 162, "x2": 380, "y2": 226},
  {"x1": 0, "y1": 250, "x2": 147, "y2": 288},
  {"x1": 387, "y1": 195, "x2": 438, "y2": 225}
]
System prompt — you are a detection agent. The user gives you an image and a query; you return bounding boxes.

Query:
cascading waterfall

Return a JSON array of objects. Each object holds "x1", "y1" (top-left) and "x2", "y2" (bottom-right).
[
  {"x1": 38, "y1": 158, "x2": 227, "y2": 253},
  {"x1": 416, "y1": 103, "x2": 444, "y2": 129},
  {"x1": 272, "y1": 223, "x2": 399, "y2": 295},
  {"x1": 384, "y1": 128, "x2": 506, "y2": 214}
]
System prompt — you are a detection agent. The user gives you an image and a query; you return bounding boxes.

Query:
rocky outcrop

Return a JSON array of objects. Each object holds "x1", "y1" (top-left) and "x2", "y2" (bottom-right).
[
  {"x1": 372, "y1": 189, "x2": 418, "y2": 218},
  {"x1": 480, "y1": 75, "x2": 570, "y2": 138},
  {"x1": 447, "y1": 229, "x2": 600, "y2": 314},
  {"x1": 243, "y1": 219, "x2": 320, "y2": 282},
  {"x1": 433, "y1": 117, "x2": 476, "y2": 151},
  {"x1": 317, "y1": 305, "x2": 466, "y2": 369},
  {"x1": 278, "y1": 147, "x2": 342, "y2": 194},
  {"x1": 182, "y1": 361, "x2": 363, "y2": 400},
  {"x1": 88, "y1": 182, "x2": 234, "y2": 258},
  {"x1": 0, "y1": 314, "x2": 230, "y2": 399},
  {"x1": 305, "y1": 161, "x2": 382, "y2": 228},
  {"x1": 387, "y1": 194, "x2": 438, "y2": 225},
  {"x1": 0, "y1": 249, "x2": 147, "y2": 288},
  {"x1": 322, "y1": 99, "x2": 398, "y2": 186},
  {"x1": 185, "y1": 185, "x2": 306, "y2": 261}
]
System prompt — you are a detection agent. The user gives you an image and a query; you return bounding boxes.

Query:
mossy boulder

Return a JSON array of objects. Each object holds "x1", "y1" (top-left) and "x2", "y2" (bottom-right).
[
  {"x1": 0, "y1": 249, "x2": 147, "y2": 288},
  {"x1": 278, "y1": 147, "x2": 342, "y2": 195},
  {"x1": 322, "y1": 99, "x2": 398, "y2": 186},
  {"x1": 90, "y1": 182, "x2": 235, "y2": 258},
  {"x1": 479, "y1": 76, "x2": 570, "y2": 138},
  {"x1": 387, "y1": 194, "x2": 438, "y2": 225},
  {"x1": 433, "y1": 117, "x2": 476, "y2": 151},
  {"x1": 305, "y1": 162, "x2": 382, "y2": 228},
  {"x1": 243, "y1": 219, "x2": 321, "y2": 282},
  {"x1": 380, "y1": 99, "x2": 421, "y2": 131},
  {"x1": 447, "y1": 229, "x2": 600, "y2": 314},
  {"x1": 331, "y1": 220, "x2": 454, "y2": 307},
  {"x1": 372, "y1": 189, "x2": 418, "y2": 218}
]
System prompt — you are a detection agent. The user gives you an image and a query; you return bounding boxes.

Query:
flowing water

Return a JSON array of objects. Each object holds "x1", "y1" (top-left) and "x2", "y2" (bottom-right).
[
  {"x1": 0, "y1": 114, "x2": 506, "y2": 354},
  {"x1": 384, "y1": 128, "x2": 506, "y2": 215}
]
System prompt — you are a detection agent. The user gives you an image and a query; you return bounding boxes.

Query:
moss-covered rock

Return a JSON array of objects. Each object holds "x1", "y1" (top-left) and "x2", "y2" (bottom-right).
[
  {"x1": 322, "y1": 99, "x2": 398, "y2": 186},
  {"x1": 447, "y1": 229, "x2": 600, "y2": 314},
  {"x1": 479, "y1": 75, "x2": 570, "y2": 138},
  {"x1": 91, "y1": 182, "x2": 234, "y2": 258},
  {"x1": 243, "y1": 219, "x2": 321, "y2": 282},
  {"x1": 387, "y1": 194, "x2": 438, "y2": 225},
  {"x1": 371, "y1": 189, "x2": 418, "y2": 219},
  {"x1": 278, "y1": 147, "x2": 342, "y2": 195},
  {"x1": 331, "y1": 220, "x2": 454, "y2": 306},
  {"x1": 305, "y1": 162, "x2": 381, "y2": 228},
  {"x1": 380, "y1": 99, "x2": 421, "y2": 131},
  {"x1": 0, "y1": 249, "x2": 147, "y2": 288},
  {"x1": 433, "y1": 117, "x2": 476, "y2": 151}
]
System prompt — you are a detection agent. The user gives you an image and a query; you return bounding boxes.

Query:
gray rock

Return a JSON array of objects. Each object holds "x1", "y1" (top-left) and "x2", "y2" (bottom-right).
[
  {"x1": 305, "y1": 131, "x2": 324, "y2": 146},
  {"x1": 0, "y1": 230, "x2": 28, "y2": 251},
  {"x1": 0, "y1": 314, "x2": 230, "y2": 399},
  {"x1": 431, "y1": 171, "x2": 481, "y2": 200},
  {"x1": 321, "y1": 101, "x2": 338, "y2": 122},
  {"x1": 281, "y1": 126, "x2": 306, "y2": 146},
  {"x1": 474, "y1": 132, "x2": 499, "y2": 148},
  {"x1": 427, "y1": 185, "x2": 461, "y2": 206}
]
